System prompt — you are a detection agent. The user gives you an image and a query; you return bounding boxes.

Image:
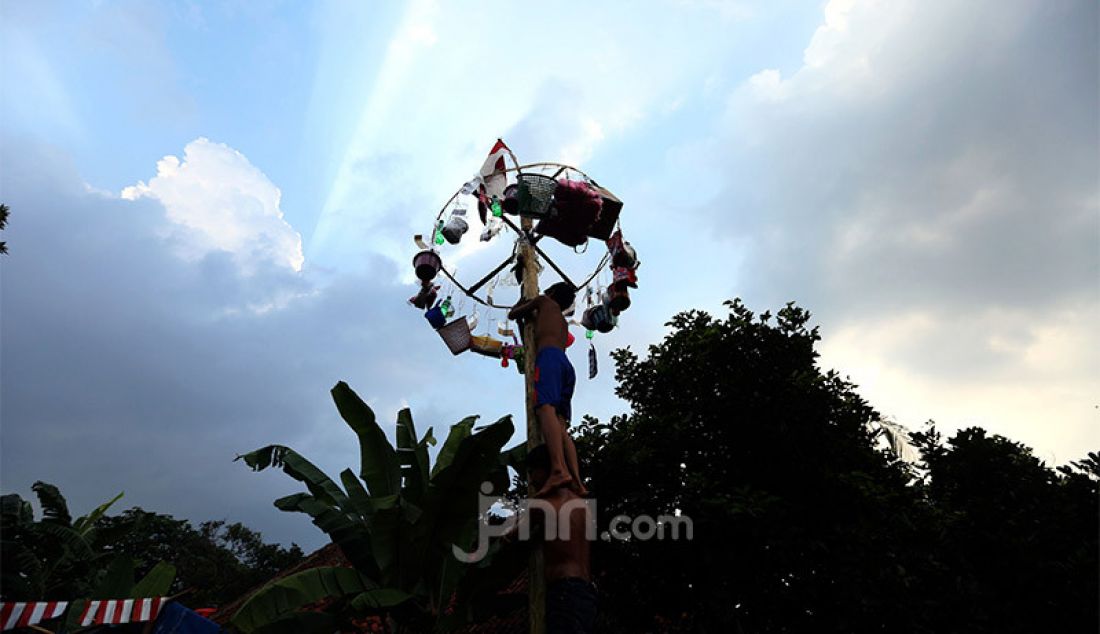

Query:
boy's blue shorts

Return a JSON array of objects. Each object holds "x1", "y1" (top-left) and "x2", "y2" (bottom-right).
[{"x1": 534, "y1": 347, "x2": 575, "y2": 424}]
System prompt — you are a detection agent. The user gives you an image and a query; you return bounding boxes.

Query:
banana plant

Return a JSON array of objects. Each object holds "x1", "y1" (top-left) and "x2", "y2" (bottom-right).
[
  {"x1": 232, "y1": 381, "x2": 522, "y2": 633},
  {"x1": 1, "y1": 482, "x2": 176, "y2": 632},
  {"x1": 1, "y1": 482, "x2": 129, "y2": 600}
]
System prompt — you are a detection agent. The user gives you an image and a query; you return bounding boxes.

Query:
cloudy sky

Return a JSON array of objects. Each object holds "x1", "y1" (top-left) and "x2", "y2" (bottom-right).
[{"x1": 2, "y1": 0, "x2": 1096, "y2": 549}]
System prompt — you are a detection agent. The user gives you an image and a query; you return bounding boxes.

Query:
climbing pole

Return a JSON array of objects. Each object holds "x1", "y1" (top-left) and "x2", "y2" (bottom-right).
[
  {"x1": 407, "y1": 140, "x2": 640, "y2": 634},
  {"x1": 518, "y1": 214, "x2": 545, "y2": 634}
]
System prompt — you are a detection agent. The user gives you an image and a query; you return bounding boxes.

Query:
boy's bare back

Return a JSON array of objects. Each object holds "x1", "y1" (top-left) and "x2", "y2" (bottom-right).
[
  {"x1": 510, "y1": 295, "x2": 569, "y2": 351},
  {"x1": 541, "y1": 488, "x2": 592, "y2": 582}
]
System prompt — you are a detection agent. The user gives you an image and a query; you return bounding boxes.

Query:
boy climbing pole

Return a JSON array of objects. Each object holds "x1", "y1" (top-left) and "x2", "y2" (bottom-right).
[{"x1": 509, "y1": 282, "x2": 588, "y2": 498}]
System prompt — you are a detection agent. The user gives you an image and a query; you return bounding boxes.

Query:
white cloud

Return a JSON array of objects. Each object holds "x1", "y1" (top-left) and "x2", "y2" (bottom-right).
[
  {"x1": 710, "y1": 0, "x2": 1099, "y2": 460},
  {"x1": 122, "y1": 138, "x2": 304, "y2": 273},
  {"x1": 819, "y1": 301, "x2": 1100, "y2": 463}
]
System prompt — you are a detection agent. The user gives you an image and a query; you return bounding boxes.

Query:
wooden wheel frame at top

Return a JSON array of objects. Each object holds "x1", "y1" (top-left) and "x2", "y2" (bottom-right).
[{"x1": 426, "y1": 160, "x2": 617, "y2": 311}]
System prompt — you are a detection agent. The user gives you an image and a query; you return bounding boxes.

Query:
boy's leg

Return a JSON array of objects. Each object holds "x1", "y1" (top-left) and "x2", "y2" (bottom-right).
[
  {"x1": 561, "y1": 423, "x2": 588, "y2": 496},
  {"x1": 535, "y1": 404, "x2": 572, "y2": 497}
]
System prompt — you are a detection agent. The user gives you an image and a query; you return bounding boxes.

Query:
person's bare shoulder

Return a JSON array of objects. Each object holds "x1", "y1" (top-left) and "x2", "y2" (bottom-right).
[{"x1": 537, "y1": 295, "x2": 559, "y2": 312}]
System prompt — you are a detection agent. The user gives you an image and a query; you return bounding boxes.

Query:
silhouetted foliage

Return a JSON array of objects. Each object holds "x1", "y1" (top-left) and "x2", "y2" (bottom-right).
[
  {"x1": 0, "y1": 202, "x2": 9, "y2": 254},
  {"x1": 1, "y1": 483, "x2": 133, "y2": 601},
  {"x1": 573, "y1": 299, "x2": 1098, "y2": 633},
  {"x1": 910, "y1": 428, "x2": 1099, "y2": 632},
  {"x1": 97, "y1": 509, "x2": 304, "y2": 607},
  {"x1": 1, "y1": 481, "x2": 300, "y2": 611}
]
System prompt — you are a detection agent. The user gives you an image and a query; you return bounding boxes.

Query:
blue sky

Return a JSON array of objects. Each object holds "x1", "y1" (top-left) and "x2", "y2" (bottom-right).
[{"x1": 2, "y1": 0, "x2": 1097, "y2": 549}]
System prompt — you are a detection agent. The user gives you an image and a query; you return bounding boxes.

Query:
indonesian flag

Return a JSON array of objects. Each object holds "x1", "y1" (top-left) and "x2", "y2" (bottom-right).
[
  {"x1": 478, "y1": 139, "x2": 512, "y2": 199},
  {"x1": 0, "y1": 601, "x2": 68, "y2": 631}
]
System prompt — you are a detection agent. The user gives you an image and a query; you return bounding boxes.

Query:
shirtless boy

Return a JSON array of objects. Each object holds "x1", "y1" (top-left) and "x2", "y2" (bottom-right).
[
  {"x1": 527, "y1": 444, "x2": 597, "y2": 633},
  {"x1": 509, "y1": 282, "x2": 588, "y2": 497}
]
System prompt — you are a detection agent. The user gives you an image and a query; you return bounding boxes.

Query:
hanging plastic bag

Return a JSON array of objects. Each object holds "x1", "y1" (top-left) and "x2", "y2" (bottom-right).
[
  {"x1": 582, "y1": 304, "x2": 615, "y2": 333},
  {"x1": 442, "y1": 207, "x2": 469, "y2": 244},
  {"x1": 607, "y1": 230, "x2": 638, "y2": 269},
  {"x1": 612, "y1": 266, "x2": 638, "y2": 289},
  {"x1": 606, "y1": 284, "x2": 630, "y2": 314},
  {"x1": 480, "y1": 215, "x2": 503, "y2": 242},
  {"x1": 461, "y1": 176, "x2": 482, "y2": 196}
]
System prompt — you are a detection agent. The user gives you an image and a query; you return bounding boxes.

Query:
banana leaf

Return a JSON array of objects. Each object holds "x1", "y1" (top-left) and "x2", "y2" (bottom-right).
[
  {"x1": 428, "y1": 416, "x2": 515, "y2": 537},
  {"x1": 350, "y1": 588, "x2": 414, "y2": 611},
  {"x1": 91, "y1": 554, "x2": 134, "y2": 598},
  {"x1": 396, "y1": 409, "x2": 435, "y2": 504},
  {"x1": 72, "y1": 491, "x2": 123, "y2": 535},
  {"x1": 367, "y1": 504, "x2": 403, "y2": 586},
  {"x1": 276, "y1": 494, "x2": 380, "y2": 580},
  {"x1": 331, "y1": 382, "x2": 401, "y2": 498},
  {"x1": 418, "y1": 417, "x2": 515, "y2": 604},
  {"x1": 237, "y1": 445, "x2": 349, "y2": 510},
  {"x1": 441, "y1": 532, "x2": 528, "y2": 631},
  {"x1": 0, "y1": 540, "x2": 41, "y2": 597},
  {"x1": 0, "y1": 493, "x2": 29, "y2": 523},
  {"x1": 339, "y1": 469, "x2": 374, "y2": 519},
  {"x1": 33, "y1": 521, "x2": 94, "y2": 559},
  {"x1": 254, "y1": 612, "x2": 336, "y2": 634},
  {"x1": 131, "y1": 561, "x2": 177, "y2": 598},
  {"x1": 396, "y1": 407, "x2": 420, "y2": 448},
  {"x1": 498, "y1": 442, "x2": 528, "y2": 471},
  {"x1": 431, "y1": 416, "x2": 479, "y2": 478},
  {"x1": 230, "y1": 566, "x2": 378, "y2": 634},
  {"x1": 32, "y1": 481, "x2": 72, "y2": 527},
  {"x1": 433, "y1": 517, "x2": 479, "y2": 611}
]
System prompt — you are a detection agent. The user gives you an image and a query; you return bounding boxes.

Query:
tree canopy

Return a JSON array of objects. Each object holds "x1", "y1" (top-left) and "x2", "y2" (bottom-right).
[
  {"x1": 572, "y1": 299, "x2": 1098, "y2": 633},
  {"x1": 0, "y1": 481, "x2": 302, "y2": 609},
  {"x1": 97, "y1": 509, "x2": 305, "y2": 608}
]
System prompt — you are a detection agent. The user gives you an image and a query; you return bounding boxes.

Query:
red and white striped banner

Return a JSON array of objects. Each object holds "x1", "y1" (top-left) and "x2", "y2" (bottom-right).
[
  {"x1": 0, "y1": 597, "x2": 167, "y2": 630},
  {"x1": 0, "y1": 601, "x2": 68, "y2": 631},
  {"x1": 79, "y1": 597, "x2": 166, "y2": 627}
]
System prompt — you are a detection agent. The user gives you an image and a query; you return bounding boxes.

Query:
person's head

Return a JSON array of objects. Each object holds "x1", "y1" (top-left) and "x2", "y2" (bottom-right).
[
  {"x1": 526, "y1": 443, "x2": 551, "y2": 490},
  {"x1": 544, "y1": 282, "x2": 576, "y2": 311}
]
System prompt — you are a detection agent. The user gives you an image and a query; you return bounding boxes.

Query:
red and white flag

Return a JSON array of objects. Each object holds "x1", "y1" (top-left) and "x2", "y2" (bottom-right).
[
  {"x1": 478, "y1": 139, "x2": 512, "y2": 199},
  {"x1": 0, "y1": 601, "x2": 68, "y2": 631},
  {"x1": 79, "y1": 597, "x2": 166, "y2": 627},
  {"x1": 479, "y1": 138, "x2": 511, "y2": 178}
]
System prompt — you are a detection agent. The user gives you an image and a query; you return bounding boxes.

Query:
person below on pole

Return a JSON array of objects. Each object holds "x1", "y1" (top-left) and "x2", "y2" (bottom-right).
[
  {"x1": 509, "y1": 282, "x2": 587, "y2": 497},
  {"x1": 527, "y1": 443, "x2": 597, "y2": 633}
]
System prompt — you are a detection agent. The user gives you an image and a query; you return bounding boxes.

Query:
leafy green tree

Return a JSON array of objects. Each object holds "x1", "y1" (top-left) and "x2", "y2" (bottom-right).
[
  {"x1": 229, "y1": 381, "x2": 521, "y2": 633},
  {"x1": 97, "y1": 510, "x2": 305, "y2": 607},
  {"x1": 573, "y1": 299, "x2": 1098, "y2": 633}
]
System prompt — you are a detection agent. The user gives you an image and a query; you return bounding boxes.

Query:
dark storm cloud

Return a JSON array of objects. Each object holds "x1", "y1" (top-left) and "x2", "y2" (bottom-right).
[{"x1": 0, "y1": 137, "x2": 513, "y2": 548}]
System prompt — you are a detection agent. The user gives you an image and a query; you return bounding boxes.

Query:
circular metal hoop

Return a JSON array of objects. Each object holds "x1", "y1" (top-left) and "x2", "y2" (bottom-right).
[{"x1": 426, "y1": 161, "x2": 615, "y2": 311}]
